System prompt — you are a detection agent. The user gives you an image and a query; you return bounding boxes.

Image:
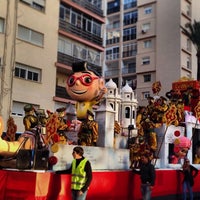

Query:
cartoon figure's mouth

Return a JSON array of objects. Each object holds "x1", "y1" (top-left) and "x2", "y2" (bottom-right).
[{"x1": 71, "y1": 89, "x2": 87, "y2": 95}]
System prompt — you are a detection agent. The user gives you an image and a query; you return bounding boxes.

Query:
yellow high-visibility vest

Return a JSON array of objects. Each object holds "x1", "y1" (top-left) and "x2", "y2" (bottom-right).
[{"x1": 71, "y1": 158, "x2": 87, "y2": 190}]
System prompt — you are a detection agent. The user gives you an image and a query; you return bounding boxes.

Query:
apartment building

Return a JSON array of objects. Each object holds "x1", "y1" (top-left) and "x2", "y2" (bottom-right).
[
  {"x1": 105, "y1": 0, "x2": 200, "y2": 106},
  {"x1": 0, "y1": 0, "x2": 105, "y2": 132}
]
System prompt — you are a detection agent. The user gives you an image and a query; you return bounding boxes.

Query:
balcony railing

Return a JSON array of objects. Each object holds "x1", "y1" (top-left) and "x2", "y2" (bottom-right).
[
  {"x1": 124, "y1": 1, "x2": 137, "y2": 10},
  {"x1": 104, "y1": 69, "x2": 119, "y2": 77},
  {"x1": 106, "y1": 37, "x2": 120, "y2": 45},
  {"x1": 107, "y1": 6, "x2": 120, "y2": 15},
  {"x1": 122, "y1": 67, "x2": 136, "y2": 75},
  {"x1": 123, "y1": 50, "x2": 137, "y2": 58},
  {"x1": 57, "y1": 52, "x2": 102, "y2": 75},
  {"x1": 72, "y1": 0, "x2": 104, "y2": 17},
  {"x1": 59, "y1": 20, "x2": 103, "y2": 46}
]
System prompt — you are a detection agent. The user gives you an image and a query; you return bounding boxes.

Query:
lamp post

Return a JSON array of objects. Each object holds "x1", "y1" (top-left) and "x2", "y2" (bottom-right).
[{"x1": 127, "y1": 124, "x2": 135, "y2": 149}]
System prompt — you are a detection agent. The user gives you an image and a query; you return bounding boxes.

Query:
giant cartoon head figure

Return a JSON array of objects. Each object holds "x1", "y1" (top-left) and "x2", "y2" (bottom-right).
[
  {"x1": 171, "y1": 136, "x2": 191, "y2": 164},
  {"x1": 66, "y1": 61, "x2": 107, "y2": 120}
]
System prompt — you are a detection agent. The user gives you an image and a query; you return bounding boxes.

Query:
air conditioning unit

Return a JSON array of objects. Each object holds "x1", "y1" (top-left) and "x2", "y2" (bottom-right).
[{"x1": 141, "y1": 29, "x2": 147, "y2": 34}]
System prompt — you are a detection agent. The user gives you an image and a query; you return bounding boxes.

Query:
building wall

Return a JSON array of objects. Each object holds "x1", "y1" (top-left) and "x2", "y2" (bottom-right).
[
  {"x1": 0, "y1": 0, "x2": 59, "y2": 132},
  {"x1": 105, "y1": 0, "x2": 199, "y2": 107}
]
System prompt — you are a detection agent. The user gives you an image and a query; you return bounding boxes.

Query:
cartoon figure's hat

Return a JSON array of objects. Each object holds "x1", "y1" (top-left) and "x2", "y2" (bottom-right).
[
  {"x1": 72, "y1": 61, "x2": 88, "y2": 73},
  {"x1": 71, "y1": 61, "x2": 100, "y2": 76}
]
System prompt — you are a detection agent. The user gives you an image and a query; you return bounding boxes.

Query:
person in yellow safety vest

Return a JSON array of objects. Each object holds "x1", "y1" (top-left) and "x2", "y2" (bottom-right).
[{"x1": 56, "y1": 146, "x2": 92, "y2": 200}]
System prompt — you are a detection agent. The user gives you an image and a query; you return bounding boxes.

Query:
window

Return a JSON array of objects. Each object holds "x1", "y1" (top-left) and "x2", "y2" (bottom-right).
[
  {"x1": 186, "y1": 39, "x2": 191, "y2": 51},
  {"x1": 123, "y1": 43, "x2": 137, "y2": 57},
  {"x1": 0, "y1": 18, "x2": 5, "y2": 33},
  {"x1": 125, "y1": 107, "x2": 130, "y2": 118},
  {"x1": 58, "y1": 37, "x2": 72, "y2": 55},
  {"x1": 106, "y1": 31, "x2": 120, "y2": 44},
  {"x1": 143, "y1": 74, "x2": 151, "y2": 82},
  {"x1": 93, "y1": 22, "x2": 101, "y2": 37},
  {"x1": 59, "y1": 6, "x2": 70, "y2": 22},
  {"x1": 128, "y1": 63, "x2": 136, "y2": 73},
  {"x1": 12, "y1": 101, "x2": 39, "y2": 117},
  {"x1": 88, "y1": 50, "x2": 100, "y2": 65},
  {"x1": 123, "y1": 27, "x2": 136, "y2": 41},
  {"x1": 15, "y1": 63, "x2": 41, "y2": 82},
  {"x1": 142, "y1": 23, "x2": 150, "y2": 32},
  {"x1": 124, "y1": 11, "x2": 138, "y2": 26},
  {"x1": 20, "y1": 0, "x2": 45, "y2": 12},
  {"x1": 113, "y1": 21, "x2": 120, "y2": 28},
  {"x1": 106, "y1": 47, "x2": 119, "y2": 60},
  {"x1": 12, "y1": 101, "x2": 26, "y2": 117},
  {"x1": 60, "y1": 5, "x2": 102, "y2": 38},
  {"x1": 142, "y1": 91, "x2": 150, "y2": 99},
  {"x1": 144, "y1": 6, "x2": 152, "y2": 14},
  {"x1": 142, "y1": 57, "x2": 150, "y2": 65},
  {"x1": 107, "y1": 0, "x2": 120, "y2": 14},
  {"x1": 144, "y1": 40, "x2": 152, "y2": 48},
  {"x1": 187, "y1": 57, "x2": 191, "y2": 69},
  {"x1": 124, "y1": 0, "x2": 137, "y2": 10},
  {"x1": 88, "y1": 0, "x2": 102, "y2": 9},
  {"x1": 58, "y1": 37, "x2": 101, "y2": 66},
  {"x1": 18, "y1": 25, "x2": 44, "y2": 46}
]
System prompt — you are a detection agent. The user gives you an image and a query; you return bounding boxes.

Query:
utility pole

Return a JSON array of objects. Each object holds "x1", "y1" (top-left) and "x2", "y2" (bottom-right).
[
  {"x1": 0, "y1": 0, "x2": 9, "y2": 116},
  {"x1": 0, "y1": 0, "x2": 18, "y2": 119}
]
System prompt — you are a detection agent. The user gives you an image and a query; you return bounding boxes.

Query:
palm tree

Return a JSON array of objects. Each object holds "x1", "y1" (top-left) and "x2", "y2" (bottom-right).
[{"x1": 181, "y1": 20, "x2": 200, "y2": 81}]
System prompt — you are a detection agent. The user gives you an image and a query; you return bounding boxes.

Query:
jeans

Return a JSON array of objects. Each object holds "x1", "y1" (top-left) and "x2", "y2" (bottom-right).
[
  {"x1": 72, "y1": 190, "x2": 88, "y2": 200},
  {"x1": 183, "y1": 181, "x2": 193, "y2": 200},
  {"x1": 141, "y1": 184, "x2": 152, "y2": 200}
]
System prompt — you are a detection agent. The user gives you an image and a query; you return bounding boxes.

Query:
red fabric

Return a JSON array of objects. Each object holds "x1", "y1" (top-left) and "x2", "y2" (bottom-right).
[{"x1": 0, "y1": 169, "x2": 199, "y2": 200}]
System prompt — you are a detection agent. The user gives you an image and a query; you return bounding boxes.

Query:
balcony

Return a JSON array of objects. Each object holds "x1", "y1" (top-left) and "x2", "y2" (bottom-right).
[
  {"x1": 106, "y1": 37, "x2": 120, "y2": 45},
  {"x1": 57, "y1": 52, "x2": 102, "y2": 75},
  {"x1": 104, "y1": 69, "x2": 119, "y2": 78},
  {"x1": 124, "y1": 1, "x2": 137, "y2": 10},
  {"x1": 107, "y1": 6, "x2": 120, "y2": 15},
  {"x1": 122, "y1": 67, "x2": 136, "y2": 75},
  {"x1": 59, "y1": 20, "x2": 103, "y2": 46},
  {"x1": 72, "y1": 0, "x2": 104, "y2": 17},
  {"x1": 123, "y1": 50, "x2": 137, "y2": 58}
]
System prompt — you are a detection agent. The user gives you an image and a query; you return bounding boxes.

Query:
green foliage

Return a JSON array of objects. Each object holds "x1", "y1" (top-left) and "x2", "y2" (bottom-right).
[{"x1": 181, "y1": 20, "x2": 200, "y2": 51}]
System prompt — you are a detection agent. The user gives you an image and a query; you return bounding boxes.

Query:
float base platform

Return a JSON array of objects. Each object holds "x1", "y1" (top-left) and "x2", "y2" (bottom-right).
[{"x1": 0, "y1": 169, "x2": 199, "y2": 200}]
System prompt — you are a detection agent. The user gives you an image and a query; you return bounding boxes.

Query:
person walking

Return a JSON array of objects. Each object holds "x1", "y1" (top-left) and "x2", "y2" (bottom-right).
[
  {"x1": 133, "y1": 154, "x2": 156, "y2": 200},
  {"x1": 181, "y1": 158, "x2": 198, "y2": 200},
  {"x1": 56, "y1": 146, "x2": 92, "y2": 200}
]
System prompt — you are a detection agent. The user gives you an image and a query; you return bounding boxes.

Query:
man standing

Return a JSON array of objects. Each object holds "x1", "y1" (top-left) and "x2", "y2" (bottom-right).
[
  {"x1": 56, "y1": 146, "x2": 92, "y2": 200},
  {"x1": 133, "y1": 154, "x2": 156, "y2": 200},
  {"x1": 181, "y1": 158, "x2": 198, "y2": 200}
]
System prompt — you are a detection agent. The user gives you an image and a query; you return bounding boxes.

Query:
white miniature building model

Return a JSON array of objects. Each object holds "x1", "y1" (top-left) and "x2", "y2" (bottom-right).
[
  {"x1": 121, "y1": 82, "x2": 137, "y2": 131},
  {"x1": 104, "y1": 79, "x2": 138, "y2": 132}
]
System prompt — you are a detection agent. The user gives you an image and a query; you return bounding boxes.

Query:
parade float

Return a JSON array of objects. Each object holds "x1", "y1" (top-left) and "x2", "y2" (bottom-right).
[{"x1": 0, "y1": 62, "x2": 200, "y2": 200}]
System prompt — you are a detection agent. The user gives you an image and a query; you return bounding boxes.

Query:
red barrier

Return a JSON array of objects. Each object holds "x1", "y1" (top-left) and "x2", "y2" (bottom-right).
[{"x1": 0, "y1": 169, "x2": 199, "y2": 200}]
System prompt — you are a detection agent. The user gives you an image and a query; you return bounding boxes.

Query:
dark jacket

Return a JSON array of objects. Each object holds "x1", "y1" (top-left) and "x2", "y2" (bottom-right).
[
  {"x1": 182, "y1": 164, "x2": 198, "y2": 186},
  {"x1": 133, "y1": 162, "x2": 156, "y2": 186}
]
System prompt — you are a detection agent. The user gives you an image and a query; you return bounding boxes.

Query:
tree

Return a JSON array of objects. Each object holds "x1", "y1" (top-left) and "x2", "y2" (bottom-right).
[{"x1": 181, "y1": 20, "x2": 200, "y2": 81}]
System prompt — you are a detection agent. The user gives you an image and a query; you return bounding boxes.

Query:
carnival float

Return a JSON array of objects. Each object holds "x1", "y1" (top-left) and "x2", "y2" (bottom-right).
[{"x1": 0, "y1": 61, "x2": 200, "y2": 199}]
